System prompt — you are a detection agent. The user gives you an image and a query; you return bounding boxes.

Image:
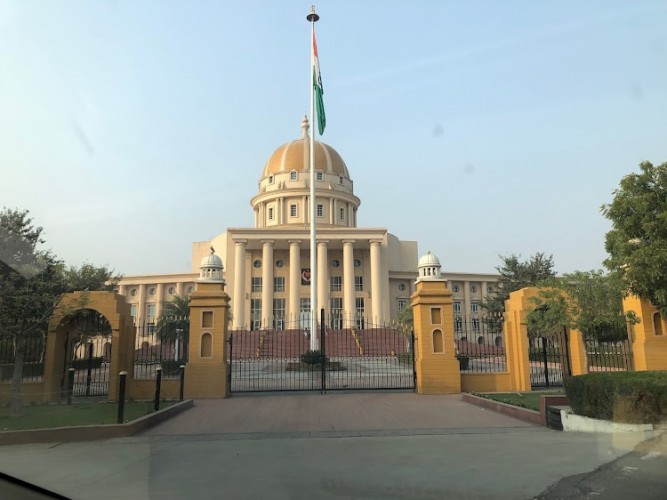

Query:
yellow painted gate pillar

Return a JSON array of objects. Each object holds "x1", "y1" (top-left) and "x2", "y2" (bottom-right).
[
  {"x1": 411, "y1": 252, "x2": 460, "y2": 394},
  {"x1": 184, "y1": 250, "x2": 231, "y2": 399},
  {"x1": 623, "y1": 295, "x2": 667, "y2": 371}
]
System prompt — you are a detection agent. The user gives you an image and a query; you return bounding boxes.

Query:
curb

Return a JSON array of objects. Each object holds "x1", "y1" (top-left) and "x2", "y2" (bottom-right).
[
  {"x1": 0, "y1": 400, "x2": 194, "y2": 446},
  {"x1": 462, "y1": 393, "x2": 543, "y2": 426}
]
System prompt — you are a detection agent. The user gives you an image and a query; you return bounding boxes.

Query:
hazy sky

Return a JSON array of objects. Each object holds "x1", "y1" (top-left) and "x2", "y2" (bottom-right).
[{"x1": 2, "y1": 1, "x2": 666, "y2": 276}]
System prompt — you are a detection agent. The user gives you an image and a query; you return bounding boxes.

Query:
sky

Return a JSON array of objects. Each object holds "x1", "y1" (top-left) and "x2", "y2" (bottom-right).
[{"x1": 1, "y1": 1, "x2": 666, "y2": 276}]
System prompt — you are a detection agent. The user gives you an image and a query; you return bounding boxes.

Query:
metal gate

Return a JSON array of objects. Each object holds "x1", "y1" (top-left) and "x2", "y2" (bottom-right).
[
  {"x1": 227, "y1": 315, "x2": 416, "y2": 393},
  {"x1": 528, "y1": 329, "x2": 571, "y2": 388},
  {"x1": 61, "y1": 310, "x2": 112, "y2": 397}
]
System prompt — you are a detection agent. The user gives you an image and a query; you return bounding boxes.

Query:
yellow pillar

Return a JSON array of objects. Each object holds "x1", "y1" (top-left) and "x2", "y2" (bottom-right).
[
  {"x1": 567, "y1": 328, "x2": 588, "y2": 376},
  {"x1": 503, "y1": 288, "x2": 535, "y2": 392},
  {"x1": 623, "y1": 295, "x2": 667, "y2": 371},
  {"x1": 183, "y1": 280, "x2": 231, "y2": 399},
  {"x1": 411, "y1": 277, "x2": 460, "y2": 394}
]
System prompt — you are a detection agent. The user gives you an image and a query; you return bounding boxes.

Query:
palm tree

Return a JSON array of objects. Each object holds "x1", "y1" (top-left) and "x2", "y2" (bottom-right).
[{"x1": 155, "y1": 296, "x2": 190, "y2": 361}]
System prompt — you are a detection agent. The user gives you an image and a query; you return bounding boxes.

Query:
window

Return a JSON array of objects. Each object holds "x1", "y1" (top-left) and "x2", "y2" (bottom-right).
[
  {"x1": 273, "y1": 298, "x2": 285, "y2": 329},
  {"x1": 398, "y1": 283, "x2": 406, "y2": 292},
  {"x1": 268, "y1": 207, "x2": 274, "y2": 220},
  {"x1": 316, "y1": 171, "x2": 323, "y2": 181},
  {"x1": 355, "y1": 297, "x2": 365, "y2": 328},
  {"x1": 330, "y1": 298, "x2": 343, "y2": 328},
  {"x1": 471, "y1": 302, "x2": 479, "y2": 314},
  {"x1": 339, "y1": 176, "x2": 343, "y2": 185},
  {"x1": 330, "y1": 276, "x2": 342, "y2": 292},
  {"x1": 316, "y1": 204, "x2": 323, "y2": 217},
  {"x1": 339, "y1": 207, "x2": 345, "y2": 220},
  {"x1": 146, "y1": 304, "x2": 155, "y2": 320},
  {"x1": 253, "y1": 259, "x2": 262, "y2": 268},
  {"x1": 331, "y1": 259, "x2": 340, "y2": 268},
  {"x1": 149, "y1": 287, "x2": 156, "y2": 295},
  {"x1": 488, "y1": 285, "x2": 494, "y2": 292},
  {"x1": 250, "y1": 299, "x2": 261, "y2": 331},
  {"x1": 354, "y1": 276, "x2": 363, "y2": 291},
  {"x1": 268, "y1": 175, "x2": 274, "y2": 184},
  {"x1": 354, "y1": 259, "x2": 361, "y2": 268},
  {"x1": 471, "y1": 285, "x2": 478, "y2": 293},
  {"x1": 251, "y1": 277, "x2": 262, "y2": 293},
  {"x1": 473, "y1": 318, "x2": 481, "y2": 333},
  {"x1": 397, "y1": 298, "x2": 408, "y2": 311},
  {"x1": 290, "y1": 204, "x2": 297, "y2": 217},
  {"x1": 274, "y1": 277, "x2": 285, "y2": 292},
  {"x1": 275, "y1": 259, "x2": 284, "y2": 268},
  {"x1": 187, "y1": 286, "x2": 194, "y2": 295},
  {"x1": 453, "y1": 301, "x2": 462, "y2": 314},
  {"x1": 130, "y1": 305, "x2": 137, "y2": 317},
  {"x1": 455, "y1": 317, "x2": 463, "y2": 334},
  {"x1": 290, "y1": 170, "x2": 298, "y2": 180},
  {"x1": 168, "y1": 286, "x2": 175, "y2": 295}
]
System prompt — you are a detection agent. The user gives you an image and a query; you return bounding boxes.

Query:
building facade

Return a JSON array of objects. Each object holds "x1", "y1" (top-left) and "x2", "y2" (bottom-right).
[{"x1": 117, "y1": 117, "x2": 500, "y2": 330}]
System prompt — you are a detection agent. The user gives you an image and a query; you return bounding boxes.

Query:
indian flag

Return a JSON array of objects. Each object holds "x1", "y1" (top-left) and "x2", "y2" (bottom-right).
[{"x1": 312, "y1": 29, "x2": 326, "y2": 135}]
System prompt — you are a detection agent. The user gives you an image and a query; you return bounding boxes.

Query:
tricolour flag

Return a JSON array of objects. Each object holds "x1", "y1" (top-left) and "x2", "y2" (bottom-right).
[{"x1": 312, "y1": 30, "x2": 326, "y2": 135}]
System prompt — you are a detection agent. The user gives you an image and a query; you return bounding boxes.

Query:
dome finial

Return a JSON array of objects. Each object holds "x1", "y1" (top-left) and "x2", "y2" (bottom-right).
[{"x1": 301, "y1": 114, "x2": 310, "y2": 138}]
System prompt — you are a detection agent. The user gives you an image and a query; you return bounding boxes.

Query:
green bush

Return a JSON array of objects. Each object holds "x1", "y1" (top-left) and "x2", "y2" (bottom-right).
[
  {"x1": 299, "y1": 350, "x2": 328, "y2": 365},
  {"x1": 70, "y1": 357, "x2": 104, "y2": 370},
  {"x1": 564, "y1": 371, "x2": 667, "y2": 424},
  {"x1": 160, "y1": 360, "x2": 185, "y2": 376},
  {"x1": 0, "y1": 363, "x2": 44, "y2": 381}
]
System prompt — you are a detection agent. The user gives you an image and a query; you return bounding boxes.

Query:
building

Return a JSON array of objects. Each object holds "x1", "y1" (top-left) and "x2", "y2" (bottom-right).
[{"x1": 117, "y1": 116, "x2": 500, "y2": 330}]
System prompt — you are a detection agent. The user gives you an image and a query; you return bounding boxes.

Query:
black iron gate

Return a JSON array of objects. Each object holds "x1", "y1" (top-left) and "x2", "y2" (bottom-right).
[
  {"x1": 528, "y1": 329, "x2": 571, "y2": 388},
  {"x1": 61, "y1": 310, "x2": 112, "y2": 397},
  {"x1": 227, "y1": 313, "x2": 416, "y2": 393}
]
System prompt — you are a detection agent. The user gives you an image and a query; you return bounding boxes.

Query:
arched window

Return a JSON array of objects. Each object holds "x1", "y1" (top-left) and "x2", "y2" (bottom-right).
[
  {"x1": 201, "y1": 333, "x2": 212, "y2": 357},
  {"x1": 432, "y1": 329, "x2": 443, "y2": 353},
  {"x1": 653, "y1": 312, "x2": 664, "y2": 336}
]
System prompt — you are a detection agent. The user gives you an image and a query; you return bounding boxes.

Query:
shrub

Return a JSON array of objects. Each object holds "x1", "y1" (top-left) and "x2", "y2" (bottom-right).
[
  {"x1": 70, "y1": 357, "x2": 104, "y2": 370},
  {"x1": 160, "y1": 360, "x2": 184, "y2": 376},
  {"x1": 299, "y1": 350, "x2": 328, "y2": 365},
  {"x1": 564, "y1": 371, "x2": 667, "y2": 424}
]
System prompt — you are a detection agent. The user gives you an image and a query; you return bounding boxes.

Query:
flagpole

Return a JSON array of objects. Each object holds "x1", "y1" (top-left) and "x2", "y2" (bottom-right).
[{"x1": 307, "y1": 5, "x2": 319, "y2": 351}]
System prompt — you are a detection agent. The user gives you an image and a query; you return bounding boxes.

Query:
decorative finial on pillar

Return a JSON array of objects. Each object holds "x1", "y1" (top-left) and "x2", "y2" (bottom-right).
[{"x1": 301, "y1": 114, "x2": 310, "y2": 138}]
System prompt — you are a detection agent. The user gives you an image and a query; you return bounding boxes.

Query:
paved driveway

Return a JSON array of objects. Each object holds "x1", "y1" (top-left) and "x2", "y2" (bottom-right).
[{"x1": 0, "y1": 392, "x2": 658, "y2": 499}]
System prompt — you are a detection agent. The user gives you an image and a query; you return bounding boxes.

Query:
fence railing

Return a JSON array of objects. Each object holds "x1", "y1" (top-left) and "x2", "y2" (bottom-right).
[
  {"x1": 133, "y1": 320, "x2": 187, "y2": 380},
  {"x1": 585, "y1": 339, "x2": 633, "y2": 372},
  {"x1": 0, "y1": 336, "x2": 46, "y2": 382},
  {"x1": 455, "y1": 320, "x2": 506, "y2": 373}
]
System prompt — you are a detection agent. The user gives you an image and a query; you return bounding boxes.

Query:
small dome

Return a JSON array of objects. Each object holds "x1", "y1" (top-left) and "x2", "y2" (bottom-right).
[
  {"x1": 261, "y1": 116, "x2": 350, "y2": 178},
  {"x1": 198, "y1": 247, "x2": 225, "y2": 284},
  {"x1": 417, "y1": 251, "x2": 444, "y2": 281},
  {"x1": 200, "y1": 253, "x2": 223, "y2": 270}
]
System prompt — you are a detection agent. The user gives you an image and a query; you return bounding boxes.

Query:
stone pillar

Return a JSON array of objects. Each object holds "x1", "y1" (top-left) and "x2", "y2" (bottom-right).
[
  {"x1": 137, "y1": 284, "x2": 146, "y2": 325},
  {"x1": 329, "y1": 198, "x2": 334, "y2": 224},
  {"x1": 623, "y1": 295, "x2": 667, "y2": 371},
  {"x1": 289, "y1": 240, "x2": 302, "y2": 323},
  {"x1": 568, "y1": 328, "x2": 588, "y2": 376},
  {"x1": 342, "y1": 240, "x2": 356, "y2": 327},
  {"x1": 155, "y1": 283, "x2": 164, "y2": 319},
  {"x1": 232, "y1": 240, "x2": 247, "y2": 328},
  {"x1": 176, "y1": 282, "x2": 183, "y2": 298},
  {"x1": 317, "y1": 240, "x2": 329, "y2": 320},
  {"x1": 261, "y1": 240, "x2": 274, "y2": 328},
  {"x1": 184, "y1": 281, "x2": 231, "y2": 399},
  {"x1": 463, "y1": 281, "x2": 471, "y2": 324},
  {"x1": 411, "y1": 278, "x2": 460, "y2": 394},
  {"x1": 118, "y1": 284, "x2": 126, "y2": 296},
  {"x1": 503, "y1": 288, "x2": 536, "y2": 392},
  {"x1": 370, "y1": 239, "x2": 383, "y2": 323}
]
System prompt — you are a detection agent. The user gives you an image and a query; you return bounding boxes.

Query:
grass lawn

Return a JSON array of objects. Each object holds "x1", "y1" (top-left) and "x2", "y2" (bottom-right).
[
  {"x1": 0, "y1": 401, "x2": 176, "y2": 431},
  {"x1": 475, "y1": 391, "x2": 564, "y2": 412}
]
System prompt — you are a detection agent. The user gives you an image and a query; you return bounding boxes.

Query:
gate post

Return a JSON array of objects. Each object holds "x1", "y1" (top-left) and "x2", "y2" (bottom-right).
[
  {"x1": 503, "y1": 288, "x2": 535, "y2": 392},
  {"x1": 183, "y1": 249, "x2": 231, "y2": 399},
  {"x1": 623, "y1": 295, "x2": 667, "y2": 371},
  {"x1": 410, "y1": 252, "x2": 460, "y2": 394}
]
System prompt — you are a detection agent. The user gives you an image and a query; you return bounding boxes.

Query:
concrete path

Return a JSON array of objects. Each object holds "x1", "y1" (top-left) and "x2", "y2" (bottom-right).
[{"x1": 0, "y1": 392, "x2": 658, "y2": 499}]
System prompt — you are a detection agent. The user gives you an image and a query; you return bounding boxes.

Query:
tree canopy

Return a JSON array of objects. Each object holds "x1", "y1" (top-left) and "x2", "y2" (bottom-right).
[{"x1": 602, "y1": 160, "x2": 667, "y2": 317}]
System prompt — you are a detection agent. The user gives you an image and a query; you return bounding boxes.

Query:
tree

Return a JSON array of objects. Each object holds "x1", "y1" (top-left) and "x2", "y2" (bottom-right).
[
  {"x1": 155, "y1": 295, "x2": 191, "y2": 343},
  {"x1": 0, "y1": 208, "x2": 120, "y2": 415},
  {"x1": 482, "y1": 253, "x2": 556, "y2": 316},
  {"x1": 396, "y1": 305, "x2": 413, "y2": 331},
  {"x1": 526, "y1": 270, "x2": 635, "y2": 341},
  {"x1": 64, "y1": 263, "x2": 120, "y2": 292},
  {"x1": 602, "y1": 160, "x2": 667, "y2": 317}
]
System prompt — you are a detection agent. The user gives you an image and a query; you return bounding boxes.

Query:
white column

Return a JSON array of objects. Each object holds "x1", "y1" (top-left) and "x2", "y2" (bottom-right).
[
  {"x1": 317, "y1": 240, "x2": 329, "y2": 321},
  {"x1": 156, "y1": 283, "x2": 164, "y2": 319},
  {"x1": 233, "y1": 240, "x2": 248, "y2": 328},
  {"x1": 302, "y1": 195, "x2": 307, "y2": 223},
  {"x1": 261, "y1": 240, "x2": 274, "y2": 328},
  {"x1": 463, "y1": 281, "x2": 471, "y2": 324},
  {"x1": 342, "y1": 240, "x2": 356, "y2": 327},
  {"x1": 288, "y1": 240, "x2": 301, "y2": 324},
  {"x1": 329, "y1": 198, "x2": 334, "y2": 224},
  {"x1": 137, "y1": 284, "x2": 146, "y2": 325},
  {"x1": 369, "y1": 239, "x2": 383, "y2": 324},
  {"x1": 176, "y1": 282, "x2": 183, "y2": 297},
  {"x1": 118, "y1": 284, "x2": 126, "y2": 296}
]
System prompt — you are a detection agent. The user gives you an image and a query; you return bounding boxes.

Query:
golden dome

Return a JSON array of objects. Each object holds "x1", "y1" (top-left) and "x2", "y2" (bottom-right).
[{"x1": 261, "y1": 116, "x2": 350, "y2": 178}]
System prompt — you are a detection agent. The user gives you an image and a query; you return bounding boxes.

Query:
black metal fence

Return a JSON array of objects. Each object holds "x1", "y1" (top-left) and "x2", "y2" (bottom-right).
[
  {"x1": 228, "y1": 317, "x2": 415, "y2": 393},
  {"x1": 0, "y1": 335, "x2": 46, "y2": 382},
  {"x1": 133, "y1": 319, "x2": 188, "y2": 380},
  {"x1": 455, "y1": 320, "x2": 507, "y2": 373},
  {"x1": 528, "y1": 331, "x2": 571, "y2": 388}
]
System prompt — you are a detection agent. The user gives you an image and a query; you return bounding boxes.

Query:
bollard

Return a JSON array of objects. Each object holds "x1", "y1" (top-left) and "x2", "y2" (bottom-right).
[
  {"x1": 154, "y1": 367, "x2": 162, "y2": 412},
  {"x1": 117, "y1": 371, "x2": 127, "y2": 424},
  {"x1": 179, "y1": 365, "x2": 186, "y2": 402},
  {"x1": 67, "y1": 368, "x2": 75, "y2": 405}
]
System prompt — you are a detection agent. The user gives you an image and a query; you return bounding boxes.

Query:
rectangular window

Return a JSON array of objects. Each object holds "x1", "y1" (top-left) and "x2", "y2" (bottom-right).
[
  {"x1": 339, "y1": 207, "x2": 345, "y2": 220},
  {"x1": 455, "y1": 317, "x2": 463, "y2": 334},
  {"x1": 273, "y1": 298, "x2": 285, "y2": 329},
  {"x1": 472, "y1": 318, "x2": 481, "y2": 333},
  {"x1": 330, "y1": 276, "x2": 342, "y2": 292},
  {"x1": 273, "y1": 276, "x2": 285, "y2": 292},
  {"x1": 290, "y1": 204, "x2": 297, "y2": 217},
  {"x1": 453, "y1": 301, "x2": 462, "y2": 314},
  {"x1": 317, "y1": 204, "x2": 323, "y2": 217},
  {"x1": 146, "y1": 304, "x2": 155, "y2": 319},
  {"x1": 471, "y1": 301, "x2": 479, "y2": 314},
  {"x1": 250, "y1": 299, "x2": 261, "y2": 331},
  {"x1": 290, "y1": 171, "x2": 297, "y2": 180},
  {"x1": 268, "y1": 207, "x2": 274, "y2": 220},
  {"x1": 316, "y1": 171, "x2": 324, "y2": 181},
  {"x1": 299, "y1": 298, "x2": 311, "y2": 329},
  {"x1": 130, "y1": 305, "x2": 137, "y2": 317},
  {"x1": 251, "y1": 277, "x2": 262, "y2": 293},
  {"x1": 330, "y1": 298, "x2": 343, "y2": 328},
  {"x1": 355, "y1": 297, "x2": 365, "y2": 329},
  {"x1": 397, "y1": 299, "x2": 408, "y2": 312},
  {"x1": 355, "y1": 276, "x2": 363, "y2": 291}
]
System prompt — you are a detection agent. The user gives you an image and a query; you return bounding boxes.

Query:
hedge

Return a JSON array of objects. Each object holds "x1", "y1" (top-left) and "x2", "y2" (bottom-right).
[{"x1": 564, "y1": 371, "x2": 667, "y2": 424}]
